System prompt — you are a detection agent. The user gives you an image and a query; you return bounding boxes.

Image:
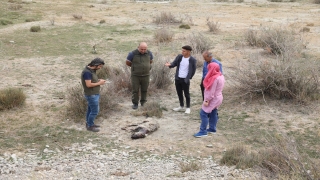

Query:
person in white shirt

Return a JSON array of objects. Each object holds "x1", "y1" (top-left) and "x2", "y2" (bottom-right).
[{"x1": 165, "y1": 45, "x2": 197, "y2": 114}]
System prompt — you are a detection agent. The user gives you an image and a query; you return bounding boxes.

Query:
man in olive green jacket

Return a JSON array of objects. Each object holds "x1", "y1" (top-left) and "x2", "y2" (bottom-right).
[{"x1": 126, "y1": 42, "x2": 153, "y2": 109}]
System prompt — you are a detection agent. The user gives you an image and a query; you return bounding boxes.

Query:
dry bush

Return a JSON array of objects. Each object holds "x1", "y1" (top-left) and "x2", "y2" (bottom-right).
[
  {"x1": 300, "y1": 27, "x2": 310, "y2": 32},
  {"x1": 179, "y1": 161, "x2": 202, "y2": 173},
  {"x1": 30, "y1": 26, "x2": 41, "y2": 32},
  {"x1": 153, "y1": 12, "x2": 181, "y2": 24},
  {"x1": 220, "y1": 144, "x2": 259, "y2": 169},
  {"x1": 25, "y1": 18, "x2": 35, "y2": 22},
  {"x1": 96, "y1": 64, "x2": 121, "y2": 80},
  {"x1": 206, "y1": 17, "x2": 220, "y2": 33},
  {"x1": 244, "y1": 29, "x2": 262, "y2": 47},
  {"x1": 315, "y1": 0, "x2": 320, "y2": 3},
  {"x1": 132, "y1": 101, "x2": 163, "y2": 118},
  {"x1": 0, "y1": 88, "x2": 26, "y2": 111},
  {"x1": 154, "y1": 28, "x2": 174, "y2": 43},
  {"x1": 73, "y1": 14, "x2": 82, "y2": 19},
  {"x1": 149, "y1": 55, "x2": 175, "y2": 90},
  {"x1": 192, "y1": 53, "x2": 205, "y2": 69},
  {"x1": 258, "y1": 134, "x2": 320, "y2": 180},
  {"x1": 230, "y1": 53, "x2": 319, "y2": 103},
  {"x1": 259, "y1": 27, "x2": 304, "y2": 57},
  {"x1": 9, "y1": 4, "x2": 22, "y2": 10},
  {"x1": 108, "y1": 64, "x2": 132, "y2": 95},
  {"x1": 186, "y1": 32, "x2": 212, "y2": 54},
  {"x1": 66, "y1": 83, "x2": 118, "y2": 122}
]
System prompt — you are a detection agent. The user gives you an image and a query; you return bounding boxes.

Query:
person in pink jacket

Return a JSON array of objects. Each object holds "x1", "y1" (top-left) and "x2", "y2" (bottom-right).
[{"x1": 194, "y1": 63, "x2": 225, "y2": 137}]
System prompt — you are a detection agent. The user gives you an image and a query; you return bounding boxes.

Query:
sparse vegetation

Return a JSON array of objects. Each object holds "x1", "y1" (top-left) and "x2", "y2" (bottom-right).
[
  {"x1": 25, "y1": 18, "x2": 35, "y2": 22},
  {"x1": 149, "y1": 55, "x2": 175, "y2": 89},
  {"x1": 206, "y1": 17, "x2": 220, "y2": 33},
  {"x1": 234, "y1": 27, "x2": 319, "y2": 103},
  {"x1": 179, "y1": 161, "x2": 202, "y2": 173},
  {"x1": 186, "y1": 32, "x2": 212, "y2": 54},
  {"x1": 0, "y1": 88, "x2": 26, "y2": 111},
  {"x1": 220, "y1": 134, "x2": 320, "y2": 179},
  {"x1": 99, "y1": 20, "x2": 106, "y2": 24},
  {"x1": 153, "y1": 12, "x2": 181, "y2": 24},
  {"x1": 179, "y1": 24, "x2": 190, "y2": 29},
  {"x1": 73, "y1": 14, "x2": 82, "y2": 19},
  {"x1": 0, "y1": 19, "x2": 13, "y2": 25},
  {"x1": 132, "y1": 101, "x2": 163, "y2": 118},
  {"x1": 30, "y1": 25, "x2": 41, "y2": 32},
  {"x1": 154, "y1": 28, "x2": 174, "y2": 43}
]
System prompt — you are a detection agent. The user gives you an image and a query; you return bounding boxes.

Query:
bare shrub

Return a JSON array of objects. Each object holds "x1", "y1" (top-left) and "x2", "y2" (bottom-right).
[
  {"x1": 149, "y1": 55, "x2": 175, "y2": 90},
  {"x1": 99, "y1": 20, "x2": 106, "y2": 24},
  {"x1": 315, "y1": 0, "x2": 320, "y2": 3},
  {"x1": 25, "y1": 18, "x2": 35, "y2": 22},
  {"x1": 258, "y1": 133, "x2": 320, "y2": 179},
  {"x1": 230, "y1": 53, "x2": 320, "y2": 103},
  {"x1": 0, "y1": 88, "x2": 26, "y2": 111},
  {"x1": 30, "y1": 26, "x2": 41, "y2": 32},
  {"x1": 300, "y1": 27, "x2": 310, "y2": 32},
  {"x1": 97, "y1": 65, "x2": 121, "y2": 80},
  {"x1": 154, "y1": 28, "x2": 174, "y2": 43},
  {"x1": 259, "y1": 27, "x2": 304, "y2": 57},
  {"x1": 66, "y1": 83, "x2": 118, "y2": 122},
  {"x1": 153, "y1": 12, "x2": 181, "y2": 24},
  {"x1": 220, "y1": 144, "x2": 259, "y2": 169},
  {"x1": 206, "y1": 17, "x2": 220, "y2": 33},
  {"x1": 179, "y1": 161, "x2": 202, "y2": 173},
  {"x1": 9, "y1": 4, "x2": 22, "y2": 10},
  {"x1": 73, "y1": 14, "x2": 82, "y2": 19},
  {"x1": 186, "y1": 32, "x2": 212, "y2": 54},
  {"x1": 244, "y1": 29, "x2": 261, "y2": 47}
]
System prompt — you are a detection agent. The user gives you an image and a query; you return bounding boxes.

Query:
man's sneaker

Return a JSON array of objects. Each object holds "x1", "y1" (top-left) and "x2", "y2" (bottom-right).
[
  {"x1": 87, "y1": 126, "x2": 100, "y2": 132},
  {"x1": 207, "y1": 129, "x2": 216, "y2": 134},
  {"x1": 173, "y1": 106, "x2": 184, "y2": 112},
  {"x1": 185, "y1": 108, "x2": 191, "y2": 114},
  {"x1": 132, "y1": 104, "x2": 138, "y2": 109},
  {"x1": 194, "y1": 131, "x2": 208, "y2": 138}
]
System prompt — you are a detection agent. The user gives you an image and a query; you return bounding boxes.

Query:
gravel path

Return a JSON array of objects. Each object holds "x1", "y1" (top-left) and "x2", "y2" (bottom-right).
[{"x1": 0, "y1": 142, "x2": 259, "y2": 180}]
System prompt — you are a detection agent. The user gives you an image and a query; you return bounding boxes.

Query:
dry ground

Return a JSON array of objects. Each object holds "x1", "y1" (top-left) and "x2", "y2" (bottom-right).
[{"x1": 0, "y1": 0, "x2": 319, "y2": 162}]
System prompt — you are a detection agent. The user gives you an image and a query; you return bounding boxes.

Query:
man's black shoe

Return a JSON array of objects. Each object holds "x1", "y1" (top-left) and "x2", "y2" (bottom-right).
[
  {"x1": 87, "y1": 126, "x2": 100, "y2": 132},
  {"x1": 132, "y1": 104, "x2": 138, "y2": 109},
  {"x1": 86, "y1": 123, "x2": 100, "y2": 128}
]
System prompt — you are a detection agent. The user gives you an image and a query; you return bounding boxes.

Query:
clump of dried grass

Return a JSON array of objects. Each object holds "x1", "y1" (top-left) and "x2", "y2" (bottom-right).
[
  {"x1": 153, "y1": 12, "x2": 181, "y2": 24},
  {"x1": 149, "y1": 55, "x2": 174, "y2": 90},
  {"x1": 0, "y1": 88, "x2": 26, "y2": 111},
  {"x1": 154, "y1": 28, "x2": 174, "y2": 43},
  {"x1": 186, "y1": 32, "x2": 212, "y2": 54},
  {"x1": 206, "y1": 17, "x2": 220, "y2": 33}
]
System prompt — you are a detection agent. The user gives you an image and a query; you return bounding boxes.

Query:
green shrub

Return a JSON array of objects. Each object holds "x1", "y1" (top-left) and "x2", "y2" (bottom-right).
[
  {"x1": 0, "y1": 88, "x2": 26, "y2": 110},
  {"x1": 179, "y1": 24, "x2": 190, "y2": 29},
  {"x1": 154, "y1": 28, "x2": 174, "y2": 43},
  {"x1": 153, "y1": 12, "x2": 181, "y2": 24},
  {"x1": 30, "y1": 26, "x2": 41, "y2": 32},
  {"x1": 0, "y1": 19, "x2": 13, "y2": 25}
]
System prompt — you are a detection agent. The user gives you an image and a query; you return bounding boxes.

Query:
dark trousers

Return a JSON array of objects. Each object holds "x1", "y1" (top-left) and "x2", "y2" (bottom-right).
[
  {"x1": 175, "y1": 78, "x2": 190, "y2": 108},
  {"x1": 131, "y1": 75, "x2": 150, "y2": 105},
  {"x1": 200, "y1": 78, "x2": 205, "y2": 101}
]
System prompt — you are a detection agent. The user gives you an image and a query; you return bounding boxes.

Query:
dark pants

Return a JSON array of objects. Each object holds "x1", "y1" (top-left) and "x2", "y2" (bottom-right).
[
  {"x1": 200, "y1": 78, "x2": 205, "y2": 101},
  {"x1": 175, "y1": 78, "x2": 190, "y2": 108},
  {"x1": 131, "y1": 75, "x2": 150, "y2": 105}
]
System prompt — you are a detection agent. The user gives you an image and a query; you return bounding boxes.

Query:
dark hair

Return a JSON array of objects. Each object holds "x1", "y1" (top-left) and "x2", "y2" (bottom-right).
[
  {"x1": 182, "y1": 45, "x2": 192, "y2": 51},
  {"x1": 88, "y1": 58, "x2": 105, "y2": 66}
]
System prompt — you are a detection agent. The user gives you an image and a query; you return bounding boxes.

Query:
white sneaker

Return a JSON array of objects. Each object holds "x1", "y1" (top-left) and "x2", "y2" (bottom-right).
[
  {"x1": 173, "y1": 107, "x2": 184, "y2": 112},
  {"x1": 185, "y1": 108, "x2": 190, "y2": 114}
]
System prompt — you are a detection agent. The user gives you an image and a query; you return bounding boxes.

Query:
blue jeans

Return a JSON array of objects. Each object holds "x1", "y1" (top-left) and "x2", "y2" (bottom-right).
[
  {"x1": 199, "y1": 108, "x2": 219, "y2": 133},
  {"x1": 85, "y1": 94, "x2": 100, "y2": 127}
]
